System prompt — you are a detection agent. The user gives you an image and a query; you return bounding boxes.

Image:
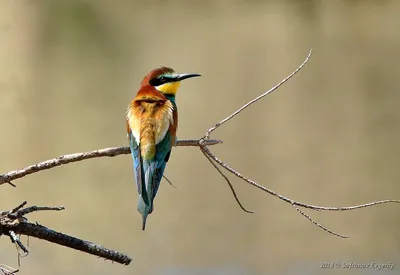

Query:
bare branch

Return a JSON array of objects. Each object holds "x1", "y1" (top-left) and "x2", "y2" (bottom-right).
[
  {"x1": 7, "y1": 182, "x2": 16, "y2": 188},
  {"x1": 193, "y1": 49, "x2": 400, "y2": 238},
  {"x1": 15, "y1": 223, "x2": 131, "y2": 264},
  {"x1": 201, "y1": 145, "x2": 400, "y2": 237},
  {"x1": 201, "y1": 146, "x2": 297, "y2": 204},
  {"x1": 0, "y1": 264, "x2": 19, "y2": 275},
  {"x1": 0, "y1": 203, "x2": 132, "y2": 265},
  {"x1": 10, "y1": 202, "x2": 27, "y2": 215},
  {"x1": 292, "y1": 204, "x2": 348, "y2": 239},
  {"x1": 203, "y1": 49, "x2": 313, "y2": 140},
  {"x1": 200, "y1": 147, "x2": 254, "y2": 214},
  {"x1": 203, "y1": 146, "x2": 400, "y2": 210},
  {"x1": 14, "y1": 206, "x2": 65, "y2": 218},
  {"x1": 0, "y1": 139, "x2": 221, "y2": 186},
  {"x1": 175, "y1": 139, "x2": 221, "y2": 147},
  {"x1": 294, "y1": 199, "x2": 400, "y2": 212},
  {"x1": 162, "y1": 175, "x2": 177, "y2": 188}
]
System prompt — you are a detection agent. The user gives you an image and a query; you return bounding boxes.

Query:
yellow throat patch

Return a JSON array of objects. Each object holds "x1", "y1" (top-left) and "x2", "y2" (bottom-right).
[{"x1": 156, "y1": 81, "x2": 181, "y2": 95}]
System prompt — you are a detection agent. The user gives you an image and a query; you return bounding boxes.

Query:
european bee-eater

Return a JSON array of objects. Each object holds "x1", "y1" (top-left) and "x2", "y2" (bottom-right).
[{"x1": 126, "y1": 67, "x2": 201, "y2": 230}]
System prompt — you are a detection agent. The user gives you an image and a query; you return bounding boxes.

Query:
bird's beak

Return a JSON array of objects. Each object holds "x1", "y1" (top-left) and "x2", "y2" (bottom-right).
[{"x1": 175, "y1": 73, "x2": 201, "y2": 81}]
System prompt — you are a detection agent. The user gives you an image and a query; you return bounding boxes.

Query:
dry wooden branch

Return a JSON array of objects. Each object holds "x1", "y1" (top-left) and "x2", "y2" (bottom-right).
[
  {"x1": 0, "y1": 139, "x2": 221, "y2": 186},
  {"x1": 0, "y1": 264, "x2": 19, "y2": 275},
  {"x1": 203, "y1": 49, "x2": 313, "y2": 140},
  {"x1": 198, "y1": 49, "x2": 400, "y2": 238},
  {"x1": 0, "y1": 202, "x2": 132, "y2": 265}
]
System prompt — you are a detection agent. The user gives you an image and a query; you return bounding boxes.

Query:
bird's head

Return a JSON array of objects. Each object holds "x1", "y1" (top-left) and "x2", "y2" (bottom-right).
[{"x1": 142, "y1": 67, "x2": 201, "y2": 95}]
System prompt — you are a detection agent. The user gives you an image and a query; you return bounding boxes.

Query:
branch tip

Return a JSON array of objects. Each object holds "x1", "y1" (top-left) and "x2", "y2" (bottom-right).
[
  {"x1": 0, "y1": 203, "x2": 131, "y2": 265},
  {"x1": 203, "y1": 49, "x2": 313, "y2": 140},
  {"x1": 200, "y1": 146, "x2": 254, "y2": 214}
]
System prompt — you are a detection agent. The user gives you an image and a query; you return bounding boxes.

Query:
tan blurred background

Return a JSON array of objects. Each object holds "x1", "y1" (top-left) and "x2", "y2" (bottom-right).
[{"x1": 1, "y1": 0, "x2": 400, "y2": 274}]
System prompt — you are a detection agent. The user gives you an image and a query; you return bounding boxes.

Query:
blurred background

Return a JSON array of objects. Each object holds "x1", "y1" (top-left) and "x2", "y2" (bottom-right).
[{"x1": 1, "y1": 0, "x2": 400, "y2": 274}]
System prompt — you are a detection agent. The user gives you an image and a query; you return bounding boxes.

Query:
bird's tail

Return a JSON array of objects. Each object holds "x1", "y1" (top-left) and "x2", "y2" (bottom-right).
[{"x1": 137, "y1": 196, "x2": 153, "y2": 230}]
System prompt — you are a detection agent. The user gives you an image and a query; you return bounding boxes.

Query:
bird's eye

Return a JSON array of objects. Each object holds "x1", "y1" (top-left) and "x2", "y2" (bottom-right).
[{"x1": 150, "y1": 76, "x2": 168, "y2": 86}]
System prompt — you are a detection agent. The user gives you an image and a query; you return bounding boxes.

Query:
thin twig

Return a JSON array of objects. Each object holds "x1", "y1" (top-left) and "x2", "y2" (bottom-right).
[
  {"x1": 162, "y1": 175, "x2": 177, "y2": 188},
  {"x1": 10, "y1": 202, "x2": 27, "y2": 215},
  {"x1": 292, "y1": 204, "x2": 348, "y2": 238},
  {"x1": 0, "y1": 264, "x2": 19, "y2": 275},
  {"x1": 200, "y1": 147, "x2": 254, "y2": 213},
  {"x1": 0, "y1": 139, "x2": 221, "y2": 186},
  {"x1": 202, "y1": 145, "x2": 400, "y2": 212},
  {"x1": 195, "y1": 48, "x2": 400, "y2": 238},
  {"x1": 14, "y1": 206, "x2": 65, "y2": 218},
  {"x1": 7, "y1": 182, "x2": 16, "y2": 188},
  {"x1": 201, "y1": 136, "x2": 399, "y2": 238},
  {"x1": 203, "y1": 49, "x2": 313, "y2": 140}
]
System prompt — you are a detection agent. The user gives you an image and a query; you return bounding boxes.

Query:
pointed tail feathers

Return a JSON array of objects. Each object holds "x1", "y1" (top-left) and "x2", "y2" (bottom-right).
[{"x1": 137, "y1": 195, "x2": 153, "y2": 230}]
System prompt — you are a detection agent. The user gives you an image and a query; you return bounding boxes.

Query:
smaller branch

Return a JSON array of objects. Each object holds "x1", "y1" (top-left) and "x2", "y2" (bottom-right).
[
  {"x1": 15, "y1": 223, "x2": 131, "y2": 265},
  {"x1": 0, "y1": 139, "x2": 222, "y2": 186},
  {"x1": 162, "y1": 175, "x2": 177, "y2": 188},
  {"x1": 294, "y1": 199, "x2": 400, "y2": 212},
  {"x1": 202, "y1": 146, "x2": 400, "y2": 212},
  {"x1": 7, "y1": 182, "x2": 16, "y2": 188},
  {"x1": 0, "y1": 264, "x2": 19, "y2": 275},
  {"x1": 292, "y1": 204, "x2": 348, "y2": 239},
  {"x1": 204, "y1": 49, "x2": 313, "y2": 140},
  {"x1": 200, "y1": 147, "x2": 254, "y2": 213},
  {"x1": 10, "y1": 202, "x2": 27, "y2": 215},
  {"x1": 196, "y1": 49, "x2": 400, "y2": 238},
  {"x1": 200, "y1": 145, "x2": 400, "y2": 238},
  {"x1": 9, "y1": 230, "x2": 29, "y2": 255},
  {"x1": 176, "y1": 139, "x2": 222, "y2": 147},
  {"x1": 0, "y1": 203, "x2": 132, "y2": 265},
  {"x1": 13, "y1": 206, "x2": 65, "y2": 218},
  {"x1": 201, "y1": 146, "x2": 297, "y2": 204}
]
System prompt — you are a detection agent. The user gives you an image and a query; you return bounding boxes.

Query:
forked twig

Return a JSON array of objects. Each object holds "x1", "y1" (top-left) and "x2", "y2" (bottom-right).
[
  {"x1": 0, "y1": 202, "x2": 131, "y2": 265},
  {"x1": 200, "y1": 147, "x2": 254, "y2": 213},
  {"x1": 292, "y1": 205, "x2": 348, "y2": 238},
  {"x1": 202, "y1": 146, "x2": 400, "y2": 211},
  {"x1": 198, "y1": 49, "x2": 400, "y2": 237}
]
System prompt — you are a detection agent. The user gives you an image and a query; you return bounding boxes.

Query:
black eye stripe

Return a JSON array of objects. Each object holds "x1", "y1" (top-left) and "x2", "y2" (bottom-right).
[{"x1": 149, "y1": 76, "x2": 174, "y2": 86}]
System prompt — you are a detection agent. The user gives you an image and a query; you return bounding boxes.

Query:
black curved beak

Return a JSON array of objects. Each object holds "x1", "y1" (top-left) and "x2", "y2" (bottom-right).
[{"x1": 175, "y1": 73, "x2": 201, "y2": 81}]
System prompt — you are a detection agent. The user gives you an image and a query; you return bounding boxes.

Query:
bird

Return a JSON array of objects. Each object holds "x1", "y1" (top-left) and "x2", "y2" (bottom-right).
[{"x1": 126, "y1": 67, "x2": 201, "y2": 230}]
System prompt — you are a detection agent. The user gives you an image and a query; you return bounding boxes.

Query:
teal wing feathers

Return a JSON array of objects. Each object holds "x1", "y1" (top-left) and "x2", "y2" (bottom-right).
[
  {"x1": 128, "y1": 131, "x2": 142, "y2": 195},
  {"x1": 141, "y1": 132, "x2": 172, "y2": 205},
  {"x1": 152, "y1": 131, "x2": 172, "y2": 197},
  {"x1": 128, "y1": 129, "x2": 173, "y2": 230}
]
